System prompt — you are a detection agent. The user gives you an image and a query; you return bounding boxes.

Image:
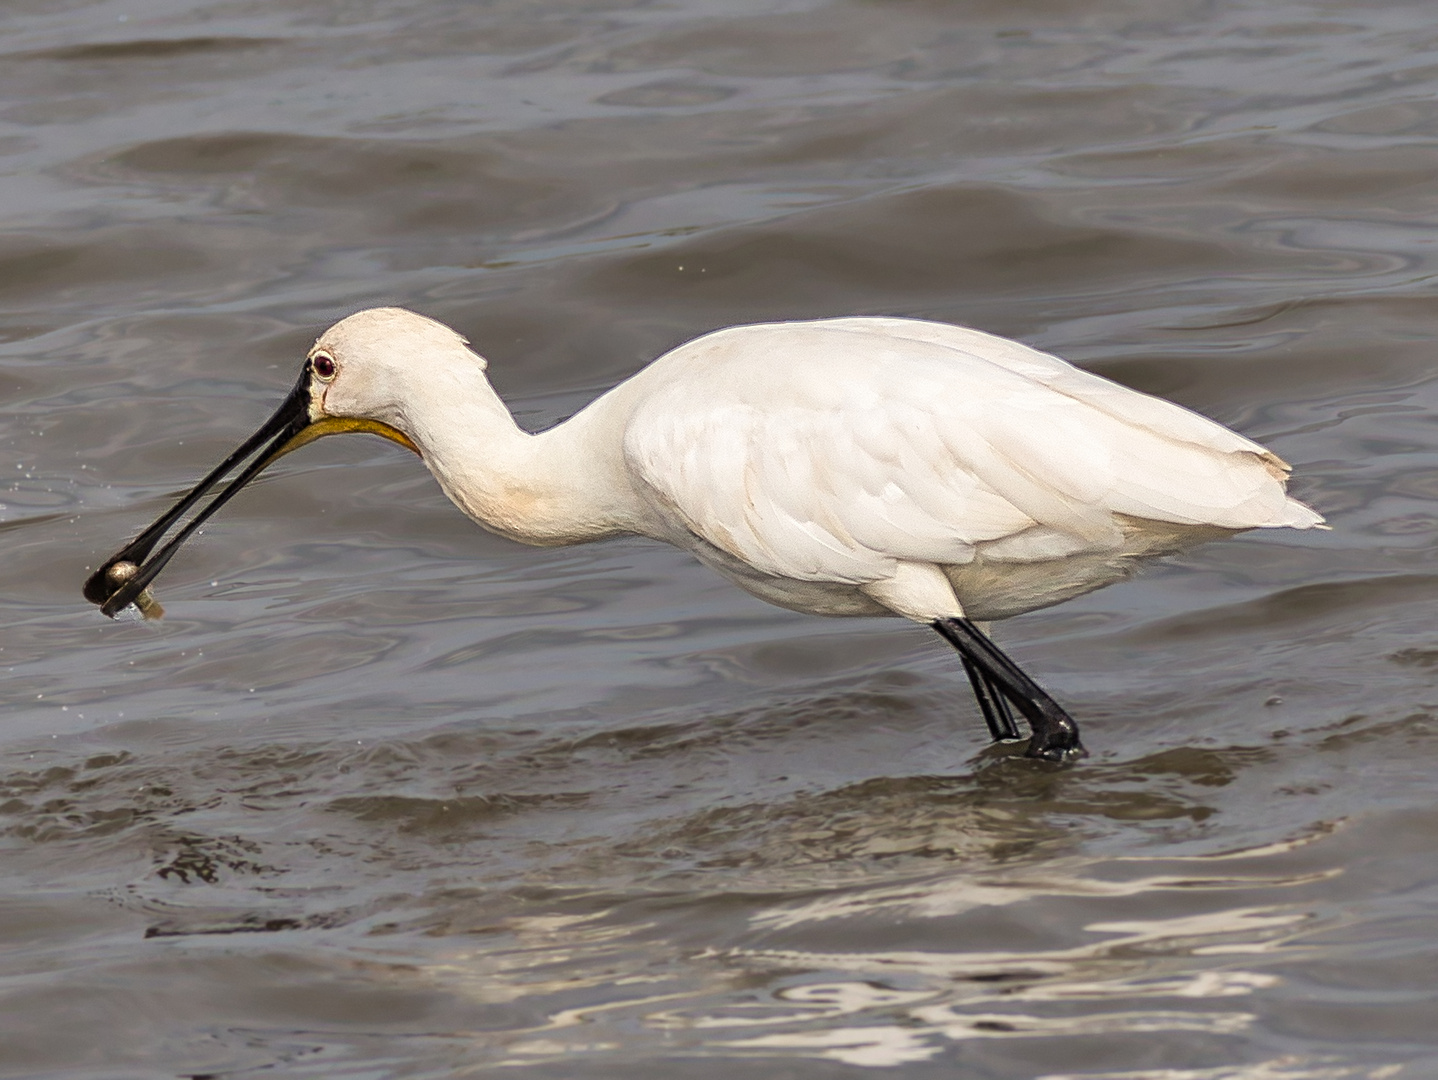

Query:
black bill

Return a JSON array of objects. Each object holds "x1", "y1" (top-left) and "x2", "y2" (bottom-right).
[{"x1": 83, "y1": 365, "x2": 417, "y2": 618}]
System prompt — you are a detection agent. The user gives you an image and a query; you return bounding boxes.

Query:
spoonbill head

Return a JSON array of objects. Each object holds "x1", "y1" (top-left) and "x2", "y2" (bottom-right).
[{"x1": 86, "y1": 307, "x2": 1325, "y2": 761}]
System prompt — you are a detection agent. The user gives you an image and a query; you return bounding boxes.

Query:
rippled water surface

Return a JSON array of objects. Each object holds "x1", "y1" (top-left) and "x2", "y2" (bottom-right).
[{"x1": 4, "y1": 0, "x2": 1438, "y2": 1076}]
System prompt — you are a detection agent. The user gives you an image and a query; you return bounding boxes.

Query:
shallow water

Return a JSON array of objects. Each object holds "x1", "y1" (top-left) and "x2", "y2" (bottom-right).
[{"x1": 3, "y1": 0, "x2": 1438, "y2": 1076}]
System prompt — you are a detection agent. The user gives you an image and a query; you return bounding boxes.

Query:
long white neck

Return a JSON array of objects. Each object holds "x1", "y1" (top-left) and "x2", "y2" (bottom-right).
[{"x1": 396, "y1": 370, "x2": 644, "y2": 547}]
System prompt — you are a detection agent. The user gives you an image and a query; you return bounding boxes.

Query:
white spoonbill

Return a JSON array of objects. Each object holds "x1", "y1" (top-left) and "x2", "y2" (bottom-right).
[{"x1": 86, "y1": 308, "x2": 1324, "y2": 761}]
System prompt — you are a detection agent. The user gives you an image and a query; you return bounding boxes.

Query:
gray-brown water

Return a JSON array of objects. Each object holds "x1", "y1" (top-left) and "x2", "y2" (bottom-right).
[{"x1": 2, "y1": 0, "x2": 1437, "y2": 1076}]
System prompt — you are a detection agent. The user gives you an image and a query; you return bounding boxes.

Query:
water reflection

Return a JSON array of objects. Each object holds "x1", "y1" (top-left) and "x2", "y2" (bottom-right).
[{"x1": 393, "y1": 827, "x2": 1340, "y2": 1071}]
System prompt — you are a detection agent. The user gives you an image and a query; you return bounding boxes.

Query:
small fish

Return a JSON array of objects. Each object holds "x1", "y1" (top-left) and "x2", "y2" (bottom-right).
[{"x1": 103, "y1": 560, "x2": 164, "y2": 621}]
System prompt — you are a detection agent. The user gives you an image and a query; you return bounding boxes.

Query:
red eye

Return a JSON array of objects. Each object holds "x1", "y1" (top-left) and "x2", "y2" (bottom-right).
[{"x1": 312, "y1": 354, "x2": 336, "y2": 380}]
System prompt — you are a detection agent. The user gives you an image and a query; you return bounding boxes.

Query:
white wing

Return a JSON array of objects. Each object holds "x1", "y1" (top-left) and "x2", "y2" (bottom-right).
[
  {"x1": 621, "y1": 320, "x2": 1321, "y2": 585},
  {"x1": 819, "y1": 317, "x2": 1292, "y2": 469}
]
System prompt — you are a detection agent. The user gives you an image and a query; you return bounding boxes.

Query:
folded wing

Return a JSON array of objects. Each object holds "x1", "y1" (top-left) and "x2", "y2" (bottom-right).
[{"x1": 622, "y1": 320, "x2": 1322, "y2": 585}]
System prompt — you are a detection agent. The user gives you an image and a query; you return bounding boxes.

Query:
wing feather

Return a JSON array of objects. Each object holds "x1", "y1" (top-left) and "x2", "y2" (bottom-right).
[
  {"x1": 822, "y1": 317, "x2": 1288, "y2": 467},
  {"x1": 621, "y1": 320, "x2": 1321, "y2": 584}
]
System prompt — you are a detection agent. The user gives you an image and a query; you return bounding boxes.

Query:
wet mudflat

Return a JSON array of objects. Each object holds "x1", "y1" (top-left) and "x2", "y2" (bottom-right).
[{"x1": 2, "y1": 0, "x2": 1438, "y2": 1076}]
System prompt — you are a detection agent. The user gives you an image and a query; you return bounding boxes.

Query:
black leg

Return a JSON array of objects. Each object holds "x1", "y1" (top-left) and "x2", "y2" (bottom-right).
[
  {"x1": 982, "y1": 670, "x2": 1020, "y2": 740},
  {"x1": 932, "y1": 617, "x2": 1084, "y2": 761},
  {"x1": 960, "y1": 655, "x2": 1021, "y2": 741}
]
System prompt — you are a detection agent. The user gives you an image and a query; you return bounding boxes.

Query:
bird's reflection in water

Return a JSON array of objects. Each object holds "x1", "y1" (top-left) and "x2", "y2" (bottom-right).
[{"x1": 408, "y1": 819, "x2": 1337, "y2": 1072}]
